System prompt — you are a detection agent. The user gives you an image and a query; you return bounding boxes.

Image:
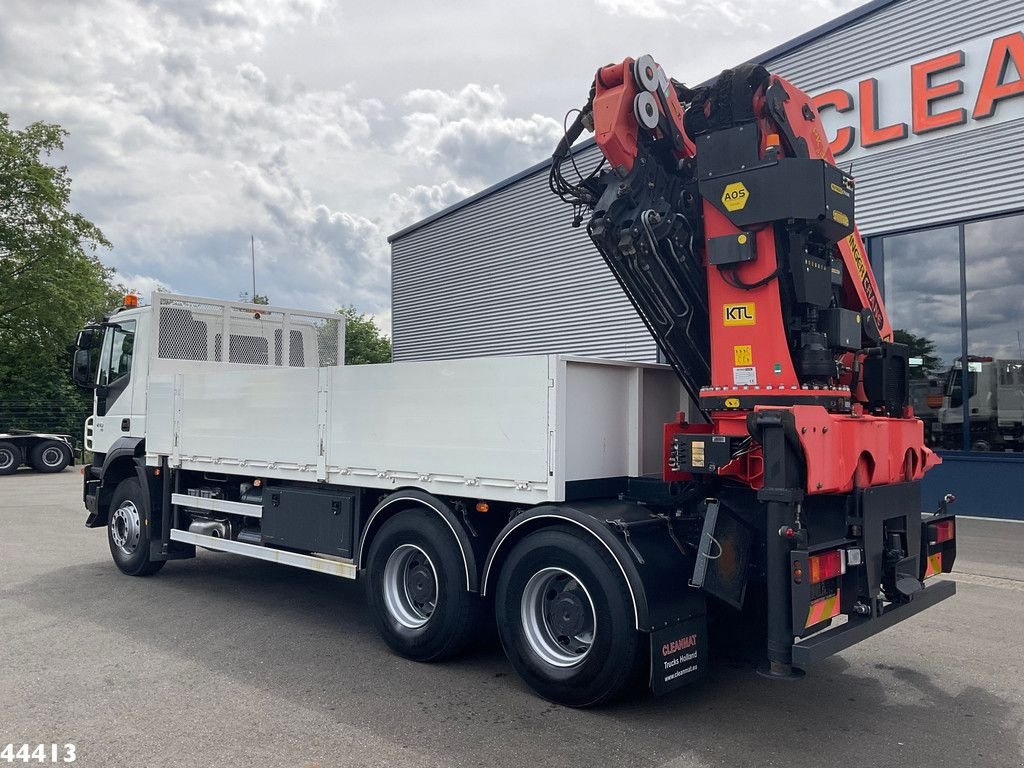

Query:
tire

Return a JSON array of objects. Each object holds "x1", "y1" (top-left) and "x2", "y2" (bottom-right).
[
  {"x1": 107, "y1": 477, "x2": 165, "y2": 576},
  {"x1": 0, "y1": 442, "x2": 21, "y2": 475},
  {"x1": 29, "y1": 440, "x2": 71, "y2": 473},
  {"x1": 494, "y1": 526, "x2": 644, "y2": 707},
  {"x1": 365, "y1": 508, "x2": 484, "y2": 662}
]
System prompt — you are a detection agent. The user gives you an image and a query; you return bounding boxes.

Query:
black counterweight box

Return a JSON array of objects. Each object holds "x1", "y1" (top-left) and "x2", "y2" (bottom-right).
[
  {"x1": 261, "y1": 486, "x2": 356, "y2": 557},
  {"x1": 700, "y1": 154, "x2": 856, "y2": 243}
]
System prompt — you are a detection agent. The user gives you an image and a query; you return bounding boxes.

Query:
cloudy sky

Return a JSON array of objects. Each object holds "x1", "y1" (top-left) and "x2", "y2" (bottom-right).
[{"x1": 1, "y1": 0, "x2": 862, "y2": 333}]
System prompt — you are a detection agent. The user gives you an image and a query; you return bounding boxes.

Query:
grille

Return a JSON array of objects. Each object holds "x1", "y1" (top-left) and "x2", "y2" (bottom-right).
[{"x1": 154, "y1": 294, "x2": 343, "y2": 368}]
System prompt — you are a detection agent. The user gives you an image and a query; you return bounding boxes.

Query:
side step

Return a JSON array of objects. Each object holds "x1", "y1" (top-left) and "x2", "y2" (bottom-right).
[
  {"x1": 169, "y1": 529, "x2": 357, "y2": 579},
  {"x1": 171, "y1": 493, "x2": 262, "y2": 518}
]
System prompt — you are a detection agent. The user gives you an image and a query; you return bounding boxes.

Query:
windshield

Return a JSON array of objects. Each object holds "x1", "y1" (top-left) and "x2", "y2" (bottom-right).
[{"x1": 945, "y1": 367, "x2": 977, "y2": 409}]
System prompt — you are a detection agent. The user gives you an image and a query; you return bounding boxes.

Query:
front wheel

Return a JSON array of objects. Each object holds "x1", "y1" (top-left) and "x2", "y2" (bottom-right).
[
  {"x1": 494, "y1": 526, "x2": 644, "y2": 707},
  {"x1": 365, "y1": 508, "x2": 484, "y2": 662},
  {"x1": 107, "y1": 477, "x2": 165, "y2": 576}
]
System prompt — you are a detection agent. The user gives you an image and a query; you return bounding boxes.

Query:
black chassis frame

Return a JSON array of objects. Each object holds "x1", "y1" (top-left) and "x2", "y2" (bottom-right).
[{"x1": 84, "y1": 447, "x2": 955, "y2": 681}]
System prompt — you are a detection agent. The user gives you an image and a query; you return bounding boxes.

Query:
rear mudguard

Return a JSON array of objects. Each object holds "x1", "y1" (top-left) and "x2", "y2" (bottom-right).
[{"x1": 482, "y1": 500, "x2": 705, "y2": 632}]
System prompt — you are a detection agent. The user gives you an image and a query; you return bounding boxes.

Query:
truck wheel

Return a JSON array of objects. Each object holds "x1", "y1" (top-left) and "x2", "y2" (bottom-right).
[
  {"x1": 0, "y1": 442, "x2": 21, "y2": 475},
  {"x1": 107, "y1": 477, "x2": 165, "y2": 576},
  {"x1": 365, "y1": 508, "x2": 483, "y2": 662},
  {"x1": 494, "y1": 526, "x2": 644, "y2": 707},
  {"x1": 29, "y1": 440, "x2": 71, "y2": 473}
]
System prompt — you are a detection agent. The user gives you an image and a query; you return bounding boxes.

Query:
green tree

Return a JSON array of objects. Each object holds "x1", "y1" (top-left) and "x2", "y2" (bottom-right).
[
  {"x1": 239, "y1": 291, "x2": 270, "y2": 305},
  {"x1": 0, "y1": 113, "x2": 116, "y2": 437},
  {"x1": 894, "y1": 329, "x2": 942, "y2": 380},
  {"x1": 340, "y1": 305, "x2": 391, "y2": 364}
]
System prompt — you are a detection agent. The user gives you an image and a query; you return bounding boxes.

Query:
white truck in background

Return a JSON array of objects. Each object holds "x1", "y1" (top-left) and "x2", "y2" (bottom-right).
[{"x1": 938, "y1": 356, "x2": 1024, "y2": 451}]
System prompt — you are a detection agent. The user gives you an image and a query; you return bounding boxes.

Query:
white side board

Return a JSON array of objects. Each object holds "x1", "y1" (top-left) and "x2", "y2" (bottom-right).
[{"x1": 146, "y1": 354, "x2": 685, "y2": 504}]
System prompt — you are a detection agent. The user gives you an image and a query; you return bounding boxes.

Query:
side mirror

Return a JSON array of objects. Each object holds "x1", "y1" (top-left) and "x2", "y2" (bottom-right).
[
  {"x1": 72, "y1": 348, "x2": 96, "y2": 389},
  {"x1": 76, "y1": 326, "x2": 102, "y2": 350}
]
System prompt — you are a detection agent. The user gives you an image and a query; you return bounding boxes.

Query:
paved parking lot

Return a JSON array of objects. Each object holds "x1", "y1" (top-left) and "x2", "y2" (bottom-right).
[{"x1": 2, "y1": 470, "x2": 1022, "y2": 768}]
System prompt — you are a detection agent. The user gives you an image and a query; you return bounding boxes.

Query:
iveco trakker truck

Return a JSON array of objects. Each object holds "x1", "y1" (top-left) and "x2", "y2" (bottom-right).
[{"x1": 72, "y1": 56, "x2": 957, "y2": 707}]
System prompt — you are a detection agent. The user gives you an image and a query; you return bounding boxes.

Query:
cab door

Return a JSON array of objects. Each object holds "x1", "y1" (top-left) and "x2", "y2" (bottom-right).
[{"x1": 92, "y1": 319, "x2": 137, "y2": 454}]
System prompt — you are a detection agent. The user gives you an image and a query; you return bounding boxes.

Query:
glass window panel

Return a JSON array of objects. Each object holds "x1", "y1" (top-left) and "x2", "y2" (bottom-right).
[
  {"x1": 965, "y1": 213, "x2": 1024, "y2": 453},
  {"x1": 881, "y1": 226, "x2": 962, "y2": 450}
]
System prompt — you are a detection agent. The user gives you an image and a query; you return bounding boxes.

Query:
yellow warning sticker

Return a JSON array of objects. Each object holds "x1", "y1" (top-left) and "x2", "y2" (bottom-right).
[
  {"x1": 830, "y1": 182, "x2": 851, "y2": 198},
  {"x1": 724, "y1": 398, "x2": 740, "y2": 409},
  {"x1": 734, "y1": 345, "x2": 752, "y2": 366},
  {"x1": 721, "y1": 182, "x2": 749, "y2": 212},
  {"x1": 832, "y1": 209, "x2": 850, "y2": 227},
  {"x1": 723, "y1": 303, "x2": 756, "y2": 326}
]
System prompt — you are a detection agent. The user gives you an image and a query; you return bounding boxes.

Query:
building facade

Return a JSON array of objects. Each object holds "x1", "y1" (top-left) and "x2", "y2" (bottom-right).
[{"x1": 389, "y1": 0, "x2": 1024, "y2": 516}]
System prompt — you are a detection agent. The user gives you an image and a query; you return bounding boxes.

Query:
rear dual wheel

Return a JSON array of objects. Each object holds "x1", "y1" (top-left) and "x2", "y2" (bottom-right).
[
  {"x1": 365, "y1": 509, "x2": 484, "y2": 662},
  {"x1": 365, "y1": 514, "x2": 645, "y2": 706},
  {"x1": 494, "y1": 526, "x2": 645, "y2": 707}
]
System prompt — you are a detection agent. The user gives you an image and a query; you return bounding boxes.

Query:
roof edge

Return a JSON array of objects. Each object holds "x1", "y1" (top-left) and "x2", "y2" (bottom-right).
[{"x1": 388, "y1": 0, "x2": 902, "y2": 244}]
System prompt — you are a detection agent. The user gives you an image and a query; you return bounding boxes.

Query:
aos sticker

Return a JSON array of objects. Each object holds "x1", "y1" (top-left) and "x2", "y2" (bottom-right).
[
  {"x1": 723, "y1": 303, "x2": 756, "y2": 326},
  {"x1": 721, "y1": 182, "x2": 749, "y2": 212}
]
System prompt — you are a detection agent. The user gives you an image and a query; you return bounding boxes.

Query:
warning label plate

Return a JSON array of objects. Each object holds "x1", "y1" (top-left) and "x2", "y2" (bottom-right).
[{"x1": 733, "y1": 366, "x2": 757, "y2": 386}]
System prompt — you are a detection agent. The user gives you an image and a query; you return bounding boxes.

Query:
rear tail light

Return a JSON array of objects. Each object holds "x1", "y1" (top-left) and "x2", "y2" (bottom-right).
[
  {"x1": 808, "y1": 549, "x2": 845, "y2": 584},
  {"x1": 929, "y1": 519, "x2": 955, "y2": 545}
]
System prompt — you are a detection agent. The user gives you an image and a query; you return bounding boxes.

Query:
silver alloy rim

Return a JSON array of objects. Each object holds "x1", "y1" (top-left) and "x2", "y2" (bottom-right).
[
  {"x1": 521, "y1": 567, "x2": 596, "y2": 667},
  {"x1": 382, "y1": 544, "x2": 438, "y2": 629},
  {"x1": 111, "y1": 500, "x2": 142, "y2": 555},
  {"x1": 41, "y1": 446, "x2": 64, "y2": 467},
  {"x1": 0, "y1": 448, "x2": 13, "y2": 471}
]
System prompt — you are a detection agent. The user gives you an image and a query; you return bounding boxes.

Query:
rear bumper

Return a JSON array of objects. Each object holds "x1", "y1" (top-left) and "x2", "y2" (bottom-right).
[{"x1": 792, "y1": 578, "x2": 956, "y2": 667}]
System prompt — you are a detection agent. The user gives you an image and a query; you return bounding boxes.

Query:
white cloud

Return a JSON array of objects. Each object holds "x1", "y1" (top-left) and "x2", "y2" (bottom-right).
[
  {"x1": 387, "y1": 181, "x2": 474, "y2": 230},
  {"x1": 0, "y1": 0, "x2": 865, "y2": 323},
  {"x1": 115, "y1": 273, "x2": 171, "y2": 300},
  {"x1": 397, "y1": 84, "x2": 562, "y2": 185},
  {"x1": 593, "y1": 0, "x2": 863, "y2": 27}
]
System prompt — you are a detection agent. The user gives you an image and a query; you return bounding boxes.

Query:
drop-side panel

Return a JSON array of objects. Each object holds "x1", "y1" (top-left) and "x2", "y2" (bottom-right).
[
  {"x1": 145, "y1": 353, "x2": 682, "y2": 504},
  {"x1": 325, "y1": 355, "x2": 553, "y2": 500},
  {"x1": 168, "y1": 367, "x2": 320, "y2": 468}
]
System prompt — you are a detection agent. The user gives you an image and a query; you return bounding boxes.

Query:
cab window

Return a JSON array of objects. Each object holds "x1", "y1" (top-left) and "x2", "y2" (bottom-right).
[{"x1": 98, "y1": 320, "x2": 136, "y2": 387}]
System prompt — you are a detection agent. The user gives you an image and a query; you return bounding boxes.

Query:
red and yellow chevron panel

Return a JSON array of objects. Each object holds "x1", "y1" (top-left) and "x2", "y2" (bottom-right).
[
  {"x1": 805, "y1": 589, "x2": 842, "y2": 628},
  {"x1": 924, "y1": 552, "x2": 942, "y2": 579}
]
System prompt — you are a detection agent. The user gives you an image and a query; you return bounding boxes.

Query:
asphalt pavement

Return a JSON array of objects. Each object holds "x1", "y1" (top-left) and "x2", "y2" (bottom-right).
[{"x1": 1, "y1": 470, "x2": 1022, "y2": 768}]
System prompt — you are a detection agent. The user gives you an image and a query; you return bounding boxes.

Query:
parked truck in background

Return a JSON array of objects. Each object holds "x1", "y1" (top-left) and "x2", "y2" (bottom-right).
[
  {"x1": 939, "y1": 357, "x2": 1024, "y2": 451},
  {"x1": 70, "y1": 56, "x2": 958, "y2": 707},
  {"x1": 0, "y1": 432, "x2": 74, "y2": 475}
]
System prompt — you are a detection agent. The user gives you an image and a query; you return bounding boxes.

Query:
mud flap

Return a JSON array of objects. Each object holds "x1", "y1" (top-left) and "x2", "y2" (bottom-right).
[{"x1": 650, "y1": 614, "x2": 710, "y2": 695}]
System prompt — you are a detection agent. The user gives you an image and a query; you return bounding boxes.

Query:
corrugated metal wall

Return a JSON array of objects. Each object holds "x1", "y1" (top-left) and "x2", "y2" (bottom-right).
[
  {"x1": 765, "y1": 0, "x2": 1024, "y2": 236},
  {"x1": 391, "y1": 145, "x2": 659, "y2": 362},
  {"x1": 392, "y1": 0, "x2": 1024, "y2": 361}
]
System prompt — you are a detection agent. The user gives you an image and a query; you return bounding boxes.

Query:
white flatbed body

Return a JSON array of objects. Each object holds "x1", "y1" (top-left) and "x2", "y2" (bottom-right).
[{"x1": 146, "y1": 353, "x2": 684, "y2": 504}]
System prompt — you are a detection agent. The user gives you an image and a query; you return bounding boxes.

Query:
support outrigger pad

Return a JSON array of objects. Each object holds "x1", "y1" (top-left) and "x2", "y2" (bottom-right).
[{"x1": 756, "y1": 661, "x2": 806, "y2": 680}]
